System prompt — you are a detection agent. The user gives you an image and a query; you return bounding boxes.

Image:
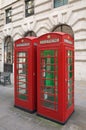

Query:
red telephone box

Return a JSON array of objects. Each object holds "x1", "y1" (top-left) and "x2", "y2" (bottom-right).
[
  {"x1": 14, "y1": 37, "x2": 37, "y2": 113},
  {"x1": 37, "y1": 32, "x2": 74, "y2": 124}
]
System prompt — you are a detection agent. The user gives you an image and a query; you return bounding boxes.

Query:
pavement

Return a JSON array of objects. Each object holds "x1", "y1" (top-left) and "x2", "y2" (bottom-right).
[{"x1": 0, "y1": 80, "x2": 86, "y2": 130}]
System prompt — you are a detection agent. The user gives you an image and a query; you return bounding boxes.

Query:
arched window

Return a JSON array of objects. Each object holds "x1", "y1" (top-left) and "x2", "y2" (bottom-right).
[
  {"x1": 4, "y1": 36, "x2": 13, "y2": 72},
  {"x1": 24, "y1": 31, "x2": 36, "y2": 37},
  {"x1": 52, "y1": 24, "x2": 74, "y2": 37}
]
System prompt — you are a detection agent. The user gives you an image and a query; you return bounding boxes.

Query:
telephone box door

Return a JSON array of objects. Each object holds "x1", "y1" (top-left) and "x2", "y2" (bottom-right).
[
  {"x1": 14, "y1": 47, "x2": 32, "y2": 110},
  {"x1": 37, "y1": 46, "x2": 61, "y2": 120}
]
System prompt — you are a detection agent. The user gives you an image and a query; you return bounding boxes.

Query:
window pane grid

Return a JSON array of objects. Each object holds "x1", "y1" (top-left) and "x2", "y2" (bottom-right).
[
  {"x1": 40, "y1": 50, "x2": 58, "y2": 110},
  {"x1": 66, "y1": 50, "x2": 74, "y2": 108},
  {"x1": 16, "y1": 52, "x2": 28, "y2": 100}
]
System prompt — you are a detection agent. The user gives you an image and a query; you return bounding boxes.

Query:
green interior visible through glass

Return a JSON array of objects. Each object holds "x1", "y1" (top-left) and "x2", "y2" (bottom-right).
[
  {"x1": 17, "y1": 52, "x2": 28, "y2": 100},
  {"x1": 40, "y1": 50, "x2": 58, "y2": 110}
]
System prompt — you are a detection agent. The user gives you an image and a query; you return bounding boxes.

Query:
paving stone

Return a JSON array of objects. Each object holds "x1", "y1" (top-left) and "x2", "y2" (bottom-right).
[{"x1": 0, "y1": 81, "x2": 86, "y2": 130}]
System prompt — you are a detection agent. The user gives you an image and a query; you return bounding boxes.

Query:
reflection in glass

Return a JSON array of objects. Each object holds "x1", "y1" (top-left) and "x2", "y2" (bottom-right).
[
  {"x1": 42, "y1": 93, "x2": 55, "y2": 102},
  {"x1": 18, "y1": 75, "x2": 26, "y2": 80},
  {"x1": 19, "y1": 88, "x2": 27, "y2": 94},
  {"x1": 67, "y1": 50, "x2": 73, "y2": 56},
  {"x1": 18, "y1": 82, "x2": 26, "y2": 88},
  {"x1": 44, "y1": 87, "x2": 54, "y2": 94},
  {"x1": 25, "y1": 0, "x2": 34, "y2": 17},
  {"x1": 18, "y1": 77, "x2": 26, "y2": 84},
  {"x1": 68, "y1": 79, "x2": 72, "y2": 87},
  {"x1": 18, "y1": 52, "x2": 26, "y2": 57},
  {"x1": 18, "y1": 67, "x2": 27, "y2": 74},
  {"x1": 43, "y1": 101, "x2": 54, "y2": 109},
  {"x1": 18, "y1": 69, "x2": 23, "y2": 74},
  {"x1": 18, "y1": 58, "x2": 26, "y2": 63}
]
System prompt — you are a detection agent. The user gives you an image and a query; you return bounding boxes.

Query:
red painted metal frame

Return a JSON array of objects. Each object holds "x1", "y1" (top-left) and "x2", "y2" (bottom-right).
[
  {"x1": 14, "y1": 37, "x2": 37, "y2": 112},
  {"x1": 37, "y1": 32, "x2": 74, "y2": 124}
]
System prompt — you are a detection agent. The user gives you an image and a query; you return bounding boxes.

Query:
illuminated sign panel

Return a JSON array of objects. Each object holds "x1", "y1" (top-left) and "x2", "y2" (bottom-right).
[
  {"x1": 40, "y1": 38, "x2": 59, "y2": 44},
  {"x1": 64, "y1": 39, "x2": 72, "y2": 44},
  {"x1": 16, "y1": 43, "x2": 30, "y2": 47}
]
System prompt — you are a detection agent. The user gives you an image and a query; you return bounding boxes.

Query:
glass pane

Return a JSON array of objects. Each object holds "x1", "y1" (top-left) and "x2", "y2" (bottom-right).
[
  {"x1": 18, "y1": 94, "x2": 27, "y2": 100},
  {"x1": 6, "y1": 8, "x2": 12, "y2": 23},
  {"x1": 54, "y1": 0, "x2": 63, "y2": 7},
  {"x1": 18, "y1": 77, "x2": 26, "y2": 83},
  {"x1": 64, "y1": 0, "x2": 68, "y2": 4},
  {"x1": 18, "y1": 82, "x2": 27, "y2": 100},
  {"x1": 18, "y1": 52, "x2": 26, "y2": 57},
  {"x1": 54, "y1": 0, "x2": 68, "y2": 8},
  {"x1": 42, "y1": 94, "x2": 54, "y2": 102},
  {"x1": 18, "y1": 75, "x2": 26, "y2": 80},
  {"x1": 41, "y1": 50, "x2": 55, "y2": 57},
  {"x1": 18, "y1": 82, "x2": 27, "y2": 88},
  {"x1": 42, "y1": 101, "x2": 55, "y2": 109},
  {"x1": 68, "y1": 93, "x2": 73, "y2": 107},
  {"x1": 19, "y1": 88, "x2": 27, "y2": 94},
  {"x1": 18, "y1": 69, "x2": 23, "y2": 74},
  {"x1": 68, "y1": 58, "x2": 72, "y2": 64},
  {"x1": 28, "y1": 8, "x2": 34, "y2": 14},
  {"x1": 68, "y1": 72, "x2": 72, "y2": 79},
  {"x1": 18, "y1": 58, "x2": 26, "y2": 63},
  {"x1": 67, "y1": 50, "x2": 73, "y2": 56},
  {"x1": 68, "y1": 79, "x2": 72, "y2": 87},
  {"x1": 25, "y1": 0, "x2": 34, "y2": 16},
  {"x1": 68, "y1": 65, "x2": 72, "y2": 71},
  {"x1": 68, "y1": 86, "x2": 72, "y2": 94},
  {"x1": 44, "y1": 87, "x2": 55, "y2": 94},
  {"x1": 18, "y1": 66, "x2": 27, "y2": 74},
  {"x1": 27, "y1": 0, "x2": 34, "y2": 8}
]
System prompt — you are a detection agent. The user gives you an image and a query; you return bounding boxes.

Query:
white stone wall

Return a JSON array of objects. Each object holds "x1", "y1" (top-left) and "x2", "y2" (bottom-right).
[{"x1": 0, "y1": 0, "x2": 86, "y2": 81}]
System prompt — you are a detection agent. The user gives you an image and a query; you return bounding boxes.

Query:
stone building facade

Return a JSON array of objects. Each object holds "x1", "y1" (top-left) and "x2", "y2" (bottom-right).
[{"x1": 0, "y1": 0, "x2": 86, "y2": 83}]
